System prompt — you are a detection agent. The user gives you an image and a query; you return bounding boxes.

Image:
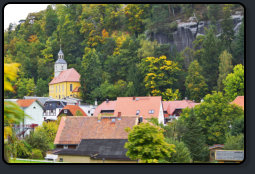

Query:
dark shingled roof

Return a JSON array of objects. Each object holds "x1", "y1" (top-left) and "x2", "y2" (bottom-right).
[
  {"x1": 54, "y1": 139, "x2": 132, "y2": 161},
  {"x1": 55, "y1": 58, "x2": 67, "y2": 64}
]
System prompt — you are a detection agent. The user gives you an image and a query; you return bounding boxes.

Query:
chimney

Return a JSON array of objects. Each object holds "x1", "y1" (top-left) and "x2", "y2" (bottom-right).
[
  {"x1": 138, "y1": 116, "x2": 143, "y2": 124},
  {"x1": 133, "y1": 96, "x2": 136, "y2": 100},
  {"x1": 95, "y1": 99, "x2": 98, "y2": 106},
  {"x1": 117, "y1": 112, "x2": 121, "y2": 120},
  {"x1": 106, "y1": 99, "x2": 109, "y2": 103}
]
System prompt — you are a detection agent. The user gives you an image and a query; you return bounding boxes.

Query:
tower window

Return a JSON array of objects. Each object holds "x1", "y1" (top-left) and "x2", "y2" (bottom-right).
[
  {"x1": 61, "y1": 65, "x2": 63, "y2": 70},
  {"x1": 70, "y1": 84, "x2": 73, "y2": 92},
  {"x1": 56, "y1": 86, "x2": 57, "y2": 93}
]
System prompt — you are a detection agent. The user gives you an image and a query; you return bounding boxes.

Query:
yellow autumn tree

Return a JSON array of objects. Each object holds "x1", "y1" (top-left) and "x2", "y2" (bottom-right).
[{"x1": 141, "y1": 56, "x2": 181, "y2": 100}]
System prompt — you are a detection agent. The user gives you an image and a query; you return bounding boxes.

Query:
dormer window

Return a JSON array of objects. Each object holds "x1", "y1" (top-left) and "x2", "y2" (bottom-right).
[
  {"x1": 136, "y1": 110, "x2": 140, "y2": 115},
  {"x1": 149, "y1": 110, "x2": 154, "y2": 114}
]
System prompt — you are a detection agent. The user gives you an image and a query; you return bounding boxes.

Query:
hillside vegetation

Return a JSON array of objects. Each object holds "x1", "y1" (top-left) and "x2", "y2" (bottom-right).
[{"x1": 4, "y1": 4, "x2": 244, "y2": 104}]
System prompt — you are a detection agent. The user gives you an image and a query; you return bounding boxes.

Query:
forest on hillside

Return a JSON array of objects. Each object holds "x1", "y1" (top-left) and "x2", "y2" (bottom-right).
[{"x1": 4, "y1": 4, "x2": 244, "y2": 104}]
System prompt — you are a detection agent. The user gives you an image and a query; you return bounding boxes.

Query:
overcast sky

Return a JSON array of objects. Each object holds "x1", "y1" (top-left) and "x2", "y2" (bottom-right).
[{"x1": 4, "y1": 4, "x2": 50, "y2": 30}]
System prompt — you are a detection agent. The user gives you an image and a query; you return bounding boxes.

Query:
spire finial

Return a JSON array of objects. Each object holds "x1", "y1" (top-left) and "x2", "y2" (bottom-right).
[{"x1": 60, "y1": 39, "x2": 62, "y2": 50}]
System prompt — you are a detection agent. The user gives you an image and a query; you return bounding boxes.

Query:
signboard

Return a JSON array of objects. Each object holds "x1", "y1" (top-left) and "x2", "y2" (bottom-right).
[{"x1": 215, "y1": 150, "x2": 244, "y2": 161}]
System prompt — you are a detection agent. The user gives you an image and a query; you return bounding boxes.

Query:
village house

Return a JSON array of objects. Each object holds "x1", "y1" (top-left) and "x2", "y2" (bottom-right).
[
  {"x1": 53, "y1": 116, "x2": 138, "y2": 163},
  {"x1": 94, "y1": 96, "x2": 164, "y2": 124},
  {"x1": 53, "y1": 139, "x2": 136, "y2": 163},
  {"x1": 15, "y1": 99, "x2": 44, "y2": 137},
  {"x1": 49, "y1": 48, "x2": 81, "y2": 99},
  {"x1": 163, "y1": 100, "x2": 200, "y2": 123},
  {"x1": 57, "y1": 105, "x2": 87, "y2": 117}
]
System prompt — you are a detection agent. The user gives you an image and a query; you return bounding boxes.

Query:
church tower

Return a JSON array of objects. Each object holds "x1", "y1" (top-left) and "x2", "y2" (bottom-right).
[{"x1": 54, "y1": 47, "x2": 67, "y2": 77}]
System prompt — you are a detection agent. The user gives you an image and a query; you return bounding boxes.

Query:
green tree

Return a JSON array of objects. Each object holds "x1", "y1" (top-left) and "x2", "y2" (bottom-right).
[
  {"x1": 223, "y1": 64, "x2": 244, "y2": 101},
  {"x1": 35, "y1": 78, "x2": 48, "y2": 97},
  {"x1": 44, "y1": 5, "x2": 58, "y2": 37},
  {"x1": 124, "y1": 123, "x2": 176, "y2": 163},
  {"x1": 207, "y1": 4, "x2": 222, "y2": 25},
  {"x1": 185, "y1": 60, "x2": 208, "y2": 102},
  {"x1": 182, "y1": 92, "x2": 244, "y2": 145},
  {"x1": 220, "y1": 5, "x2": 234, "y2": 51},
  {"x1": 224, "y1": 134, "x2": 244, "y2": 150},
  {"x1": 80, "y1": 48, "x2": 103, "y2": 103},
  {"x1": 180, "y1": 109, "x2": 209, "y2": 162},
  {"x1": 25, "y1": 121, "x2": 58, "y2": 156},
  {"x1": 217, "y1": 50, "x2": 233, "y2": 91},
  {"x1": 163, "y1": 138, "x2": 192, "y2": 163},
  {"x1": 231, "y1": 20, "x2": 244, "y2": 65},
  {"x1": 199, "y1": 27, "x2": 222, "y2": 91}
]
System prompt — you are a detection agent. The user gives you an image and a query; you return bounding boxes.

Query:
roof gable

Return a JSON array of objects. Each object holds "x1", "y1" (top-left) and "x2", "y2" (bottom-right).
[
  {"x1": 16, "y1": 99, "x2": 37, "y2": 108},
  {"x1": 113, "y1": 96, "x2": 162, "y2": 119},
  {"x1": 49, "y1": 68, "x2": 80, "y2": 85},
  {"x1": 163, "y1": 100, "x2": 200, "y2": 115},
  {"x1": 60, "y1": 105, "x2": 87, "y2": 116},
  {"x1": 94, "y1": 101, "x2": 116, "y2": 116}
]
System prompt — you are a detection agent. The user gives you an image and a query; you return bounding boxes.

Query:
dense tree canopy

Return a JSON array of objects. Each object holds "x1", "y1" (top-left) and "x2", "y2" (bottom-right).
[{"x1": 4, "y1": 4, "x2": 244, "y2": 105}]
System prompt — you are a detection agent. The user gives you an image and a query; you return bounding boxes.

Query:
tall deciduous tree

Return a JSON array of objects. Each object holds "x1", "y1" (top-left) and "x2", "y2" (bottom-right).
[
  {"x1": 223, "y1": 64, "x2": 244, "y2": 101},
  {"x1": 125, "y1": 123, "x2": 176, "y2": 163},
  {"x1": 217, "y1": 50, "x2": 233, "y2": 91},
  {"x1": 141, "y1": 55, "x2": 181, "y2": 99},
  {"x1": 185, "y1": 60, "x2": 208, "y2": 102}
]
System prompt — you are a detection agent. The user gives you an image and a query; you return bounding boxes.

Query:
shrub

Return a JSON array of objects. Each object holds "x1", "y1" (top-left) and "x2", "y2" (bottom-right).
[
  {"x1": 16, "y1": 140, "x2": 31, "y2": 158},
  {"x1": 31, "y1": 149, "x2": 43, "y2": 159}
]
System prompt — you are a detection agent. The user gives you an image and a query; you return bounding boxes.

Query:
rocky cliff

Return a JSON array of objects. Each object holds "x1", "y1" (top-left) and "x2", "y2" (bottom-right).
[{"x1": 151, "y1": 12, "x2": 243, "y2": 52}]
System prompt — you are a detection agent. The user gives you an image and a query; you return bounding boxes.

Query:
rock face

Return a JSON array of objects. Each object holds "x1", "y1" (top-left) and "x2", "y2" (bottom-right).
[{"x1": 151, "y1": 14, "x2": 243, "y2": 52}]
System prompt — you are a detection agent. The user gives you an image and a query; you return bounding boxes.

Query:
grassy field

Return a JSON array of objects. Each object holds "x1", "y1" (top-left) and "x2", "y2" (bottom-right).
[{"x1": 9, "y1": 158, "x2": 57, "y2": 163}]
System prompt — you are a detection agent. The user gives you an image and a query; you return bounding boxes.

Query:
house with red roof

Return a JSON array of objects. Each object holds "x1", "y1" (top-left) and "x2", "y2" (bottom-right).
[
  {"x1": 49, "y1": 48, "x2": 81, "y2": 99},
  {"x1": 94, "y1": 96, "x2": 164, "y2": 124},
  {"x1": 163, "y1": 100, "x2": 200, "y2": 123},
  {"x1": 231, "y1": 96, "x2": 244, "y2": 110},
  {"x1": 15, "y1": 99, "x2": 44, "y2": 137},
  {"x1": 58, "y1": 105, "x2": 87, "y2": 117}
]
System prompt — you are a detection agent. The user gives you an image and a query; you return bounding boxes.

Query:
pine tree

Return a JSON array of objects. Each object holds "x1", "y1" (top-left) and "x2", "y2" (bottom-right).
[
  {"x1": 181, "y1": 109, "x2": 209, "y2": 162},
  {"x1": 185, "y1": 60, "x2": 208, "y2": 102},
  {"x1": 217, "y1": 50, "x2": 233, "y2": 91}
]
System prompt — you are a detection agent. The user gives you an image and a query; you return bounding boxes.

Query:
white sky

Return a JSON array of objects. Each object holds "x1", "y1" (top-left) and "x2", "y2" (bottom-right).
[{"x1": 4, "y1": 4, "x2": 50, "y2": 30}]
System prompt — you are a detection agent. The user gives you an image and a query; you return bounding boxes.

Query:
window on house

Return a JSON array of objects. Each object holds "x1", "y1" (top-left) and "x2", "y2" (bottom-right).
[
  {"x1": 70, "y1": 84, "x2": 73, "y2": 92},
  {"x1": 61, "y1": 65, "x2": 63, "y2": 70},
  {"x1": 33, "y1": 106, "x2": 36, "y2": 109},
  {"x1": 88, "y1": 110, "x2": 90, "y2": 114},
  {"x1": 149, "y1": 110, "x2": 154, "y2": 114},
  {"x1": 62, "y1": 85, "x2": 64, "y2": 92},
  {"x1": 59, "y1": 158, "x2": 63, "y2": 162},
  {"x1": 63, "y1": 145, "x2": 68, "y2": 149},
  {"x1": 64, "y1": 110, "x2": 67, "y2": 114},
  {"x1": 136, "y1": 110, "x2": 140, "y2": 115}
]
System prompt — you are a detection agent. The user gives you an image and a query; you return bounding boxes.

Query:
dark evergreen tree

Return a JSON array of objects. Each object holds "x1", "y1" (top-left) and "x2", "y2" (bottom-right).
[{"x1": 181, "y1": 109, "x2": 209, "y2": 162}]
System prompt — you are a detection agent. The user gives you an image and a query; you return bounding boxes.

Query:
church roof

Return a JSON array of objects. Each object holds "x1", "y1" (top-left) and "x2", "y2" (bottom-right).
[
  {"x1": 55, "y1": 58, "x2": 67, "y2": 64},
  {"x1": 49, "y1": 68, "x2": 80, "y2": 85},
  {"x1": 58, "y1": 49, "x2": 64, "y2": 55}
]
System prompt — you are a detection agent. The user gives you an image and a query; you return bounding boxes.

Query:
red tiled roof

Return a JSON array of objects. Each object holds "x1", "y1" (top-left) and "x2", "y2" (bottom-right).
[
  {"x1": 94, "y1": 101, "x2": 117, "y2": 116},
  {"x1": 163, "y1": 100, "x2": 200, "y2": 117},
  {"x1": 113, "y1": 96, "x2": 162, "y2": 119},
  {"x1": 54, "y1": 116, "x2": 138, "y2": 145},
  {"x1": 16, "y1": 99, "x2": 37, "y2": 108},
  {"x1": 61, "y1": 105, "x2": 87, "y2": 116},
  {"x1": 231, "y1": 96, "x2": 244, "y2": 110},
  {"x1": 49, "y1": 68, "x2": 80, "y2": 85}
]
